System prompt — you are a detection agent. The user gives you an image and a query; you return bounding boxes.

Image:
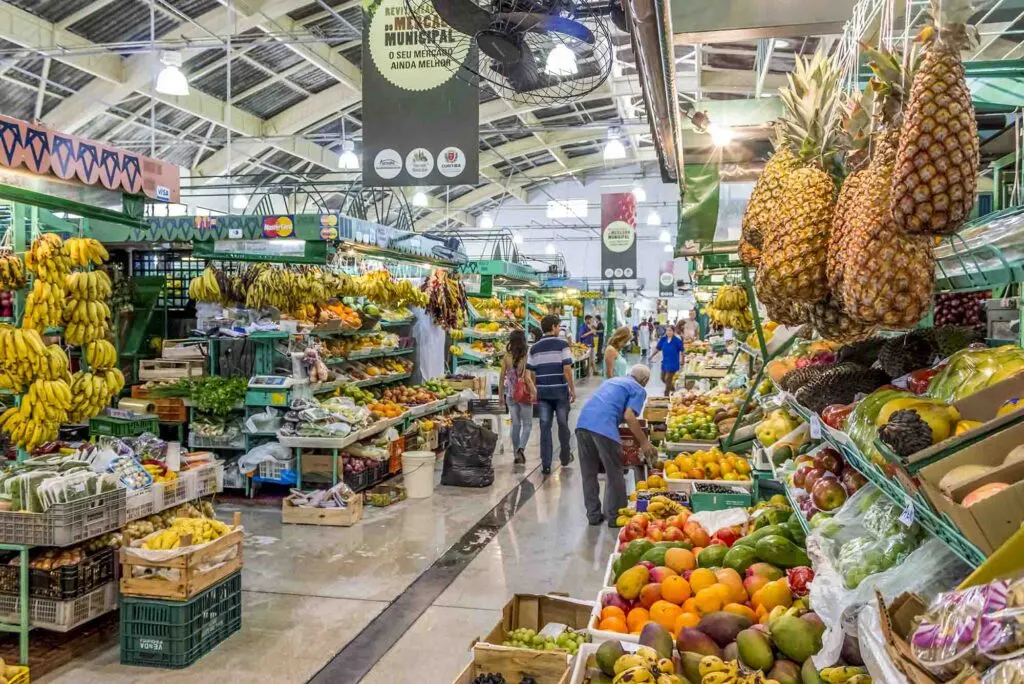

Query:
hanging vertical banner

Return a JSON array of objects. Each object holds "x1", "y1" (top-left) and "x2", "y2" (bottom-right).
[
  {"x1": 601, "y1": 193, "x2": 637, "y2": 280},
  {"x1": 659, "y1": 260, "x2": 675, "y2": 296},
  {"x1": 362, "y1": 0, "x2": 479, "y2": 187}
]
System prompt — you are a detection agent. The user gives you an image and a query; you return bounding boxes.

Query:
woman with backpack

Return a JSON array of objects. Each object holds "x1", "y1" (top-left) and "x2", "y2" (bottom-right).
[{"x1": 499, "y1": 330, "x2": 536, "y2": 465}]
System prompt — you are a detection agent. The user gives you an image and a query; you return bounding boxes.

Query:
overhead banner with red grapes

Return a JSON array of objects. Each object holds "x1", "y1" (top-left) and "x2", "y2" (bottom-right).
[{"x1": 600, "y1": 193, "x2": 637, "y2": 280}]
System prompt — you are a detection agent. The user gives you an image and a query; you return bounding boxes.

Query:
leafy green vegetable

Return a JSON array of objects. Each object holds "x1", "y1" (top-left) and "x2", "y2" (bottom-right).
[{"x1": 151, "y1": 376, "x2": 248, "y2": 416}]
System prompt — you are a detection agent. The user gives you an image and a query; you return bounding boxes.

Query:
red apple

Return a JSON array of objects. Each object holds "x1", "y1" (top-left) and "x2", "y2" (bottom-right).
[
  {"x1": 711, "y1": 527, "x2": 740, "y2": 547},
  {"x1": 812, "y1": 478, "x2": 848, "y2": 511},
  {"x1": 630, "y1": 514, "x2": 649, "y2": 531},
  {"x1": 647, "y1": 520, "x2": 665, "y2": 532},
  {"x1": 793, "y1": 464, "x2": 813, "y2": 489},
  {"x1": 802, "y1": 467, "x2": 828, "y2": 493},
  {"x1": 813, "y1": 448, "x2": 844, "y2": 476},
  {"x1": 840, "y1": 468, "x2": 867, "y2": 495},
  {"x1": 663, "y1": 526, "x2": 686, "y2": 543}
]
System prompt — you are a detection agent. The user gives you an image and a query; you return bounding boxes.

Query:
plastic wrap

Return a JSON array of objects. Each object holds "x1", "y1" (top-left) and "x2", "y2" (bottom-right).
[
  {"x1": 857, "y1": 599, "x2": 911, "y2": 684},
  {"x1": 440, "y1": 418, "x2": 496, "y2": 487},
  {"x1": 984, "y1": 659, "x2": 1024, "y2": 683},
  {"x1": 910, "y1": 582, "x2": 1006, "y2": 678},
  {"x1": 927, "y1": 345, "x2": 1024, "y2": 401},
  {"x1": 238, "y1": 441, "x2": 292, "y2": 475}
]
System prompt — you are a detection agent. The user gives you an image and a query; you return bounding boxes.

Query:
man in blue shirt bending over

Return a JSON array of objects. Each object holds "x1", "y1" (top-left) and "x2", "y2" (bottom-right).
[{"x1": 576, "y1": 365, "x2": 659, "y2": 526}]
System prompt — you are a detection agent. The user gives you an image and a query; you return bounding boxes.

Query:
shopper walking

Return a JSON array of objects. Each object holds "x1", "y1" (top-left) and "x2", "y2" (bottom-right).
[
  {"x1": 637, "y1": 320, "x2": 651, "y2": 360},
  {"x1": 527, "y1": 314, "x2": 577, "y2": 474},
  {"x1": 594, "y1": 315, "x2": 606, "y2": 352},
  {"x1": 578, "y1": 314, "x2": 595, "y2": 347},
  {"x1": 499, "y1": 330, "x2": 535, "y2": 466},
  {"x1": 604, "y1": 326, "x2": 631, "y2": 378},
  {"x1": 650, "y1": 324, "x2": 685, "y2": 397},
  {"x1": 576, "y1": 365, "x2": 658, "y2": 526}
]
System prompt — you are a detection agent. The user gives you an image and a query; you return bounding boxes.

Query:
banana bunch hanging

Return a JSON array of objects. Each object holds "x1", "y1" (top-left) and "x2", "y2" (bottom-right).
[
  {"x1": 63, "y1": 238, "x2": 109, "y2": 267},
  {"x1": 0, "y1": 325, "x2": 46, "y2": 390},
  {"x1": 66, "y1": 368, "x2": 124, "y2": 424},
  {"x1": 0, "y1": 377, "x2": 72, "y2": 451},
  {"x1": 188, "y1": 266, "x2": 223, "y2": 303},
  {"x1": 63, "y1": 270, "x2": 112, "y2": 345},
  {"x1": 0, "y1": 251, "x2": 25, "y2": 290},
  {"x1": 24, "y1": 233, "x2": 71, "y2": 283}
]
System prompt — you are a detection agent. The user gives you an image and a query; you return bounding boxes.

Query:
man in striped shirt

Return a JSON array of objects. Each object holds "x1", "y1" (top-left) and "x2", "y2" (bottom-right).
[{"x1": 527, "y1": 314, "x2": 577, "y2": 474}]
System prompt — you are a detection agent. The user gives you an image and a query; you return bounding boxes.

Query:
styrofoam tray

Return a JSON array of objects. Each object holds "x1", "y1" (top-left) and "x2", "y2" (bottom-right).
[
  {"x1": 603, "y1": 553, "x2": 619, "y2": 588},
  {"x1": 589, "y1": 589, "x2": 639, "y2": 644}
]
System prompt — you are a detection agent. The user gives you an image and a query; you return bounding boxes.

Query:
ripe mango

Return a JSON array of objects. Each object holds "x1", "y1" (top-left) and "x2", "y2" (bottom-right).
[{"x1": 616, "y1": 566, "x2": 650, "y2": 601}]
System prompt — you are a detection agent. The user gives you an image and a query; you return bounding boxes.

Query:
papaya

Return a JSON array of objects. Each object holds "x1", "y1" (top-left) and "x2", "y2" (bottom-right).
[
  {"x1": 641, "y1": 547, "x2": 668, "y2": 567},
  {"x1": 734, "y1": 524, "x2": 792, "y2": 548},
  {"x1": 697, "y1": 544, "x2": 729, "y2": 568},
  {"x1": 723, "y1": 544, "x2": 758, "y2": 574},
  {"x1": 754, "y1": 535, "x2": 810, "y2": 569},
  {"x1": 619, "y1": 539, "x2": 654, "y2": 576},
  {"x1": 654, "y1": 540, "x2": 692, "y2": 550}
]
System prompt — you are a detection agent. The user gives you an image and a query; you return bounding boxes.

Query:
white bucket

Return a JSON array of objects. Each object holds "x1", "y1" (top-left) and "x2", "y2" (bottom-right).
[{"x1": 401, "y1": 450, "x2": 436, "y2": 499}]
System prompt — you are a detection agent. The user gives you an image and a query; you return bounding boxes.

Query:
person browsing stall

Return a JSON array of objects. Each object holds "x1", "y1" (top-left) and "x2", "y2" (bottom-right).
[
  {"x1": 649, "y1": 324, "x2": 684, "y2": 397},
  {"x1": 527, "y1": 314, "x2": 577, "y2": 474},
  {"x1": 576, "y1": 365, "x2": 658, "y2": 526}
]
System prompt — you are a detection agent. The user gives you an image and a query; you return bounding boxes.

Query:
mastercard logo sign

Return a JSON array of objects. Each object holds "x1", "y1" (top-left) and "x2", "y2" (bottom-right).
[{"x1": 262, "y1": 216, "x2": 294, "y2": 238}]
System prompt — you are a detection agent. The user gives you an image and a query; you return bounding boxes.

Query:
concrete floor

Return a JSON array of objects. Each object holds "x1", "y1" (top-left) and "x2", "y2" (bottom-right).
[{"x1": 40, "y1": 365, "x2": 660, "y2": 683}]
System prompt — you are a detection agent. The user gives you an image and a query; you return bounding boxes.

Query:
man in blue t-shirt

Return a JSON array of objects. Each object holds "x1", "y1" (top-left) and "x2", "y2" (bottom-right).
[
  {"x1": 576, "y1": 365, "x2": 659, "y2": 526},
  {"x1": 650, "y1": 324, "x2": 684, "y2": 397},
  {"x1": 527, "y1": 314, "x2": 577, "y2": 474}
]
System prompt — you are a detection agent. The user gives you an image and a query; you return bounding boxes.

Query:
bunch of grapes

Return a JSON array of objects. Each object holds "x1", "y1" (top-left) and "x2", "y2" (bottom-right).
[{"x1": 501, "y1": 628, "x2": 588, "y2": 655}]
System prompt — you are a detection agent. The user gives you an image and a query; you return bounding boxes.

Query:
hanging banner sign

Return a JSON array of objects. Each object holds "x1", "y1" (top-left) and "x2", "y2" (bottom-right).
[
  {"x1": 659, "y1": 260, "x2": 674, "y2": 296},
  {"x1": 362, "y1": 0, "x2": 479, "y2": 187},
  {"x1": 601, "y1": 193, "x2": 637, "y2": 280}
]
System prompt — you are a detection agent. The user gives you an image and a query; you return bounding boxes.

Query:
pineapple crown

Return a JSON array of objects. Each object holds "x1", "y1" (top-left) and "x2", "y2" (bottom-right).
[
  {"x1": 778, "y1": 50, "x2": 844, "y2": 171},
  {"x1": 862, "y1": 42, "x2": 922, "y2": 128},
  {"x1": 923, "y1": 0, "x2": 977, "y2": 45}
]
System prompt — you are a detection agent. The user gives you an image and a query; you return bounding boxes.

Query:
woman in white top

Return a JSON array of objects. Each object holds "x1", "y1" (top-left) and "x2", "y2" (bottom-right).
[{"x1": 637, "y1": 320, "x2": 651, "y2": 360}]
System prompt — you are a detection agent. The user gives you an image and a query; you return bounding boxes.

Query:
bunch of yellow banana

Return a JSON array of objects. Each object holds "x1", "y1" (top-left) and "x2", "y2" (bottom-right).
[
  {"x1": 65, "y1": 270, "x2": 112, "y2": 300},
  {"x1": 65, "y1": 321, "x2": 109, "y2": 346},
  {"x1": 647, "y1": 495, "x2": 686, "y2": 519},
  {"x1": 85, "y1": 340, "x2": 117, "y2": 370},
  {"x1": 0, "y1": 326, "x2": 45, "y2": 387},
  {"x1": 22, "y1": 280, "x2": 66, "y2": 330},
  {"x1": 706, "y1": 303, "x2": 754, "y2": 333},
  {"x1": 698, "y1": 657, "x2": 781, "y2": 684},
  {"x1": 612, "y1": 646, "x2": 684, "y2": 684},
  {"x1": 142, "y1": 516, "x2": 231, "y2": 550},
  {"x1": 64, "y1": 298, "x2": 111, "y2": 326},
  {"x1": 819, "y1": 667, "x2": 870, "y2": 684},
  {"x1": 36, "y1": 344, "x2": 71, "y2": 382},
  {"x1": 24, "y1": 233, "x2": 71, "y2": 282},
  {"x1": 63, "y1": 237, "x2": 108, "y2": 267},
  {"x1": 67, "y1": 369, "x2": 122, "y2": 423},
  {"x1": 0, "y1": 252, "x2": 25, "y2": 290},
  {"x1": 188, "y1": 266, "x2": 222, "y2": 302},
  {"x1": 0, "y1": 407, "x2": 59, "y2": 451},
  {"x1": 21, "y1": 378, "x2": 71, "y2": 423},
  {"x1": 712, "y1": 285, "x2": 749, "y2": 311}
]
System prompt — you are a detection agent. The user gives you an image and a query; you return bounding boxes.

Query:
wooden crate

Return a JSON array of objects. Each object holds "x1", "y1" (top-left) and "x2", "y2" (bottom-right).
[
  {"x1": 160, "y1": 339, "x2": 207, "y2": 361},
  {"x1": 281, "y1": 496, "x2": 363, "y2": 527},
  {"x1": 138, "y1": 359, "x2": 205, "y2": 381},
  {"x1": 453, "y1": 662, "x2": 569, "y2": 684},
  {"x1": 119, "y1": 512, "x2": 243, "y2": 601}
]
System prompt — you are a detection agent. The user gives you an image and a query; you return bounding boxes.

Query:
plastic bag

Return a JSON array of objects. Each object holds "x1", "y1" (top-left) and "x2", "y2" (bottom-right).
[
  {"x1": 911, "y1": 581, "x2": 1005, "y2": 677},
  {"x1": 238, "y1": 441, "x2": 292, "y2": 475},
  {"x1": 441, "y1": 418, "x2": 496, "y2": 487},
  {"x1": 857, "y1": 599, "x2": 911, "y2": 684},
  {"x1": 927, "y1": 345, "x2": 1024, "y2": 401},
  {"x1": 245, "y1": 407, "x2": 282, "y2": 434},
  {"x1": 984, "y1": 659, "x2": 1024, "y2": 683}
]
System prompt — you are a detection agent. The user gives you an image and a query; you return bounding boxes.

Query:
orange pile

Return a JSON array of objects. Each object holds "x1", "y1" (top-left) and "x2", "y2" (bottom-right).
[{"x1": 367, "y1": 401, "x2": 405, "y2": 419}]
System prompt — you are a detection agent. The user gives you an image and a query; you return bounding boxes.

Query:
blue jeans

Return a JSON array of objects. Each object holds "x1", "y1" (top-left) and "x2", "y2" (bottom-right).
[
  {"x1": 537, "y1": 392, "x2": 571, "y2": 468},
  {"x1": 506, "y1": 394, "x2": 533, "y2": 452}
]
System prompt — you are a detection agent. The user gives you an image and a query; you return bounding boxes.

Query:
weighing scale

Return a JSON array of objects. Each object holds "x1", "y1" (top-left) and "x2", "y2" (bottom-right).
[{"x1": 248, "y1": 376, "x2": 301, "y2": 389}]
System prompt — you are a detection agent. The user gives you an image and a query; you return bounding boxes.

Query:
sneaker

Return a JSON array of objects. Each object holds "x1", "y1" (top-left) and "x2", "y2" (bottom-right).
[
  {"x1": 541, "y1": 466, "x2": 552, "y2": 475},
  {"x1": 588, "y1": 515, "x2": 606, "y2": 526},
  {"x1": 514, "y1": 449, "x2": 526, "y2": 465}
]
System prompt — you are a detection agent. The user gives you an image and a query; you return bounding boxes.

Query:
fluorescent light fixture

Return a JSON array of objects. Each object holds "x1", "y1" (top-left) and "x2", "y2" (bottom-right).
[
  {"x1": 545, "y1": 44, "x2": 578, "y2": 77},
  {"x1": 232, "y1": 194, "x2": 248, "y2": 210},
  {"x1": 545, "y1": 243, "x2": 556, "y2": 255},
  {"x1": 338, "y1": 140, "x2": 359, "y2": 170},
  {"x1": 479, "y1": 213, "x2": 494, "y2": 229},
  {"x1": 647, "y1": 210, "x2": 662, "y2": 226},
  {"x1": 412, "y1": 190, "x2": 428, "y2": 207},
  {"x1": 604, "y1": 134, "x2": 626, "y2": 161},
  {"x1": 512, "y1": 231, "x2": 523, "y2": 244},
  {"x1": 53, "y1": 212, "x2": 82, "y2": 220},
  {"x1": 658, "y1": 229, "x2": 670, "y2": 242},
  {"x1": 663, "y1": 243, "x2": 673, "y2": 252},
  {"x1": 155, "y1": 51, "x2": 189, "y2": 97},
  {"x1": 774, "y1": 39, "x2": 791, "y2": 48},
  {"x1": 632, "y1": 186, "x2": 647, "y2": 202},
  {"x1": 709, "y1": 124, "x2": 735, "y2": 146}
]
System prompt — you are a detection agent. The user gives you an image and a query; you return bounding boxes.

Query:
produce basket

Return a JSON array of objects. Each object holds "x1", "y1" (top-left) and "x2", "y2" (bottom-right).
[
  {"x1": 281, "y1": 495, "x2": 362, "y2": 527},
  {"x1": 126, "y1": 485, "x2": 158, "y2": 521},
  {"x1": 187, "y1": 433, "x2": 245, "y2": 450},
  {"x1": 157, "y1": 477, "x2": 189, "y2": 510},
  {"x1": 365, "y1": 484, "x2": 406, "y2": 507},
  {"x1": 256, "y1": 458, "x2": 296, "y2": 482},
  {"x1": 120, "y1": 512, "x2": 243, "y2": 601},
  {"x1": 0, "y1": 581, "x2": 116, "y2": 632},
  {"x1": 588, "y1": 589, "x2": 641, "y2": 644},
  {"x1": 89, "y1": 415, "x2": 160, "y2": 438},
  {"x1": 186, "y1": 461, "x2": 224, "y2": 499},
  {"x1": 0, "y1": 489, "x2": 125, "y2": 547},
  {"x1": 0, "y1": 547, "x2": 115, "y2": 601},
  {"x1": 120, "y1": 571, "x2": 242, "y2": 669}
]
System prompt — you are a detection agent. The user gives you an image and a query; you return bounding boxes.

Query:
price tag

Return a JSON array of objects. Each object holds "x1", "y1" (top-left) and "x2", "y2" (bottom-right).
[
  {"x1": 810, "y1": 414, "x2": 822, "y2": 439},
  {"x1": 773, "y1": 392, "x2": 786, "y2": 407},
  {"x1": 723, "y1": 328, "x2": 734, "y2": 341},
  {"x1": 74, "y1": 483, "x2": 86, "y2": 493},
  {"x1": 899, "y1": 501, "x2": 915, "y2": 527}
]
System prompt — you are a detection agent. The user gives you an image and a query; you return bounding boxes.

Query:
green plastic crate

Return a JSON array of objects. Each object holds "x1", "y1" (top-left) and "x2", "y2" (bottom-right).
[
  {"x1": 89, "y1": 415, "x2": 160, "y2": 438},
  {"x1": 245, "y1": 389, "x2": 290, "y2": 407},
  {"x1": 120, "y1": 572, "x2": 242, "y2": 669}
]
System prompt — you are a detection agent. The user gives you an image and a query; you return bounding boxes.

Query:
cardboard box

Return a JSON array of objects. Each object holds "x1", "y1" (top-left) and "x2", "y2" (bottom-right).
[
  {"x1": 454, "y1": 662, "x2": 569, "y2": 684},
  {"x1": 876, "y1": 591, "x2": 982, "y2": 684},
  {"x1": 470, "y1": 594, "x2": 591, "y2": 684},
  {"x1": 900, "y1": 372, "x2": 1024, "y2": 467},
  {"x1": 300, "y1": 452, "x2": 341, "y2": 476},
  {"x1": 918, "y1": 420, "x2": 1024, "y2": 554},
  {"x1": 281, "y1": 496, "x2": 362, "y2": 527}
]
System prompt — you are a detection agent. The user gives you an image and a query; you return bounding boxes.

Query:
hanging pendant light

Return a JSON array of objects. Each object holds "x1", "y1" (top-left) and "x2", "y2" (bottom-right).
[
  {"x1": 232, "y1": 194, "x2": 248, "y2": 210},
  {"x1": 412, "y1": 190, "x2": 428, "y2": 207},
  {"x1": 155, "y1": 51, "x2": 189, "y2": 96},
  {"x1": 603, "y1": 129, "x2": 626, "y2": 161},
  {"x1": 479, "y1": 213, "x2": 494, "y2": 229},
  {"x1": 632, "y1": 185, "x2": 647, "y2": 202}
]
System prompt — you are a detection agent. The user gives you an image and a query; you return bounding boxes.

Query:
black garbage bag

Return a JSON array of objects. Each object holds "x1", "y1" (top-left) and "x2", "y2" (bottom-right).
[{"x1": 441, "y1": 418, "x2": 496, "y2": 487}]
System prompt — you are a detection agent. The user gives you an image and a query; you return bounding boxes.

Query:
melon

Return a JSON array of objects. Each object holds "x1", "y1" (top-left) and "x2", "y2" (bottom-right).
[
  {"x1": 962, "y1": 482, "x2": 1010, "y2": 507},
  {"x1": 1004, "y1": 445, "x2": 1024, "y2": 467},
  {"x1": 938, "y1": 465, "x2": 995, "y2": 495}
]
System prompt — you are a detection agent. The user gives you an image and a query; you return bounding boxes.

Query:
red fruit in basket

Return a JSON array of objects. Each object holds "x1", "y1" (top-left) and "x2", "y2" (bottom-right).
[
  {"x1": 663, "y1": 526, "x2": 686, "y2": 543},
  {"x1": 638, "y1": 561, "x2": 656, "y2": 571},
  {"x1": 792, "y1": 464, "x2": 813, "y2": 489},
  {"x1": 821, "y1": 403, "x2": 855, "y2": 429},
  {"x1": 802, "y1": 467, "x2": 828, "y2": 493},
  {"x1": 811, "y1": 478, "x2": 848, "y2": 511},
  {"x1": 631, "y1": 514, "x2": 650, "y2": 531},
  {"x1": 907, "y1": 367, "x2": 942, "y2": 395},
  {"x1": 840, "y1": 468, "x2": 867, "y2": 495},
  {"x1": 786, "y1": 567, "x2": 815, "y2": 598},
  {"x1": 711, "y1": 527, "x2": 740, "y2": 547},
  {"x1": 813, "y1": 448, "x2": 844, "y2": 476}
]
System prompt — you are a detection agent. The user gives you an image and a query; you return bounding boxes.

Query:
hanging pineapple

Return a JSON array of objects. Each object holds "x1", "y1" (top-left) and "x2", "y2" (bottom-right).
[
  {"x1": 739, "y1": 127, "x2": 798, "y2": 267},
  {"x1": 890, "y1": 0, "x2": 980, "y2": 235},
  {"x1": 755, "y1": 51, "x2": 843, "y2": 308}
]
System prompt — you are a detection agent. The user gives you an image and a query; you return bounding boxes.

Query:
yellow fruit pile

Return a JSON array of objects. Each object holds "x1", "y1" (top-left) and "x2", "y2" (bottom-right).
[
  {"x1": 0, "y1": 378, "x2": 72, "y2": 450},
  {"x1": 67, "y1": 369, "x2": 124, "y2": 423},
  {"x1": 64, "y1": 270, "x2": 112, "y2": 345},
  {"x1": 0, "y1": 251, "x2": 25, "y2": 291},
  {"x1": 664, "y1": 448, "x2": 752, "y2": 481},
  {"x1": 142, "y1": 517, "x2": 232, "y2": 550},
  {"x1": 85, "y1": 339, "x2": 118, "y2": 370},
  {"x1": 63, "y1": 238, "x2": 109, "y2": 267}
]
